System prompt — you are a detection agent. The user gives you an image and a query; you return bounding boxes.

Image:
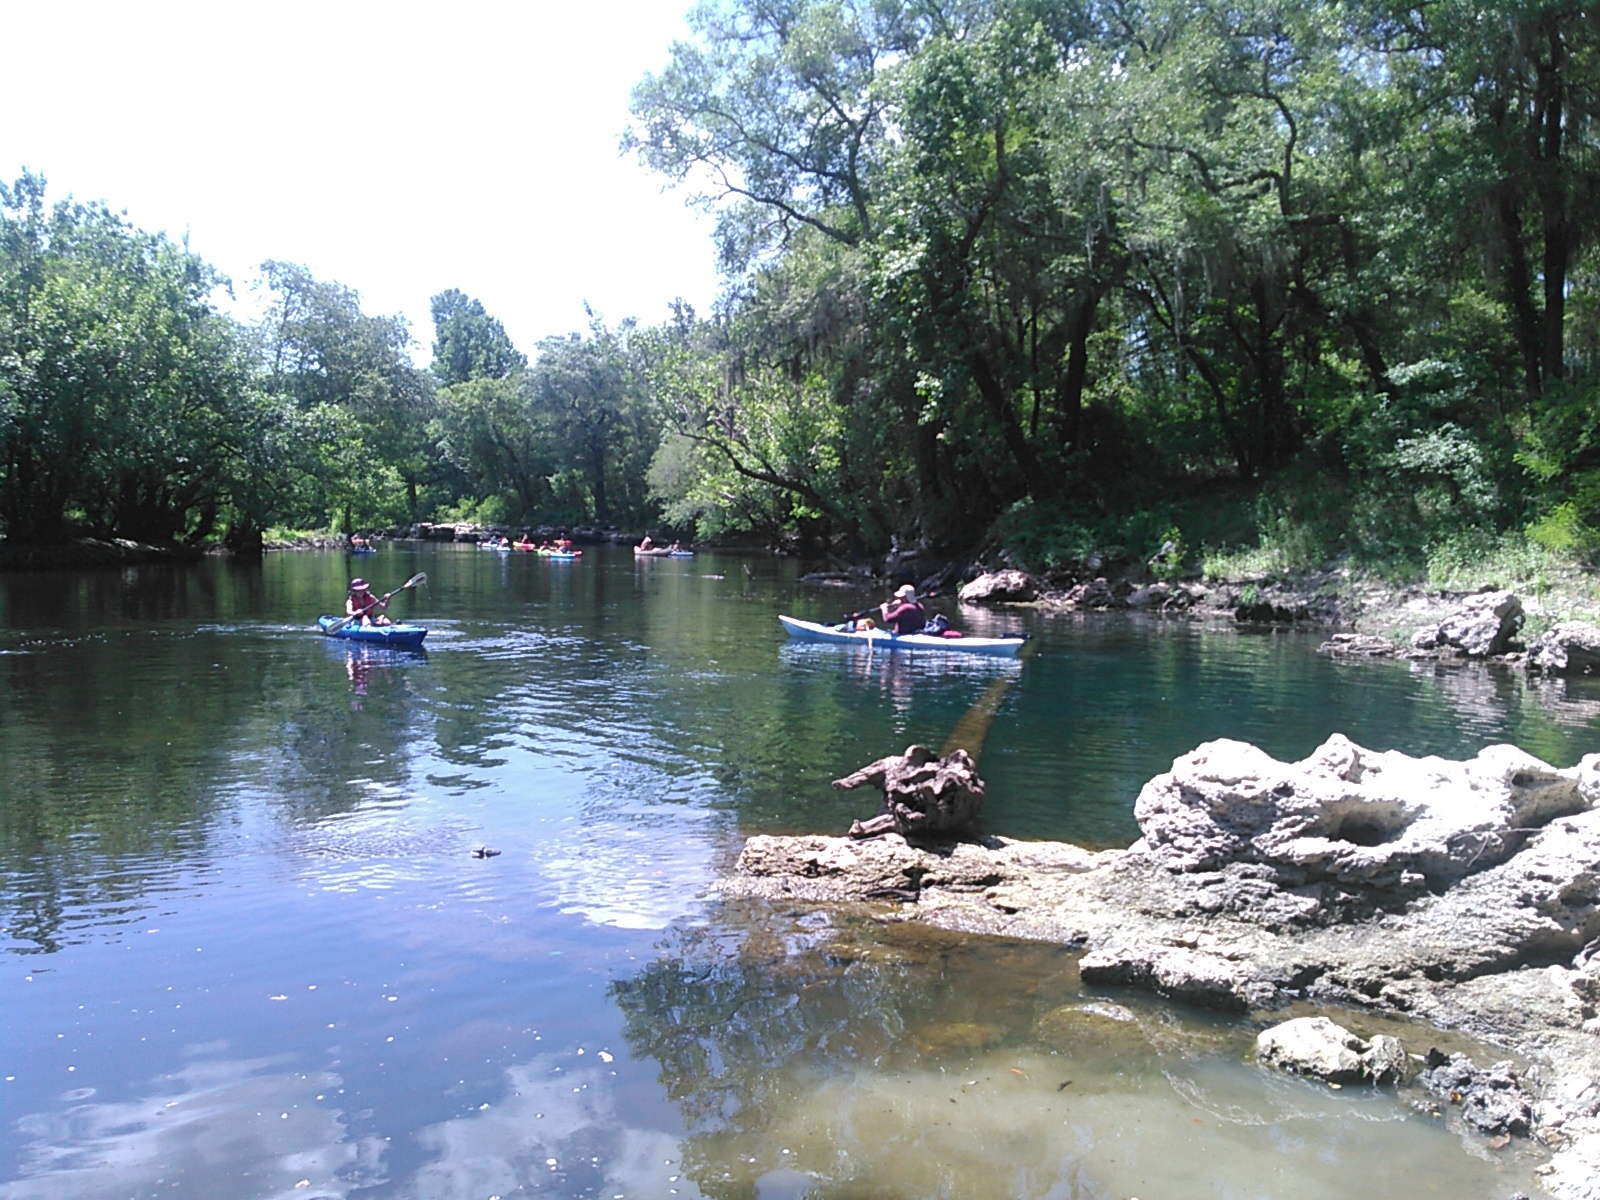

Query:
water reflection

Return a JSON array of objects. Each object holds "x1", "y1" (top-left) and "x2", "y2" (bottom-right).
[
  {"x1": 4, "y1": 1053, "x2": 366, "y2": 1200},
  {"x1": 1, "y1": 549, "x2": 1593, "y2": 1200},
  {"x1": 322, "y1": 641, "x2": 428, "y2": 709},
  {"x1": 614, "y1": 903, "x2": 1543, "y2": 1200}
]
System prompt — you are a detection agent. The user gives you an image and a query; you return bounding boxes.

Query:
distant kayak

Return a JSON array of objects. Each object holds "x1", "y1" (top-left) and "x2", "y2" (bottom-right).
[
  {"x1": 317, "y1": 615, "x2": 428, "y2": 647},
  {"x1": 634, "y1": 546, "x2": 673, "y2": 557},
  {"x1": 349, "y1": 546, "x2": 376, "y2": 554},
  {"x1": 778, "y1": 614, "x2": 1026, "y2": 657},
  {"x1": 667, "y1": 550, "x2": 695, "y2": 558},
  {"x1": 545, "y1": 550, "x2": 580, "y2": 560}
]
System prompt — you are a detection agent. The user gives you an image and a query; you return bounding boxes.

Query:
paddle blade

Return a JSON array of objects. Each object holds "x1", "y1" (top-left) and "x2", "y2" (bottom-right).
[{"x1": 403, "y1": 572, "x2": 427, "y2": 589}]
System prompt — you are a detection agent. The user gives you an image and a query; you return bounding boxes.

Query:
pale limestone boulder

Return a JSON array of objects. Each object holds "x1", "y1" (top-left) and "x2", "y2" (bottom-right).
[
  {"x1": 958, "y1": 569, "x2": 1037, "y2": 603},
  {"x1": 1130, "y1": 733, "x2": 1595, "y2": 892},
  {"x1": 1408, "y1": 589, "x2": 1522, "y2": 656},
  {"x1": 1528, "y1": 622, "x2": 1600, "y2": 676},
  {"x1": 1255, "y1": 1016, "x2": 1406, "y2": 1085}
]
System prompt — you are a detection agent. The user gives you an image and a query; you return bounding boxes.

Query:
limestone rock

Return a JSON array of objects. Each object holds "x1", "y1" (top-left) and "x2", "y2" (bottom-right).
[
  {"x1": 1319, "y1": 633, "x2": 1398, "y2": 658},
  {"x1": 1034, "y1": 1001, "x2": 1148, "y2": 1058},
  {"x1": 959, "y1": 569, "x2": 1038, "y2": 603},
  {"x1": 1235, "y1": 598, "x2": 1309, "y2": 624},
  {"x1": 1255, "y1": 1016, "x2": 1407, "y2": 1084},
  {"x1": 1528, "y1": 622, "x2": 1600, "y2": 676},
  {"x1": 1129, "y1": 733, "x2": 1594, "y2": 900},
  {"x1": 1409, "y1": 589, "x2": 1523, "y2": 657},
  {"x1": 1079, "y1": 945, "x2": 1254, "y2": 1012},
  {"x1": 1059, "y1": 577, "x2": 1119, "y2": 609},
  {"x1": 1419, "y1": 1051, "x2": 1534, "y2": 1136}
]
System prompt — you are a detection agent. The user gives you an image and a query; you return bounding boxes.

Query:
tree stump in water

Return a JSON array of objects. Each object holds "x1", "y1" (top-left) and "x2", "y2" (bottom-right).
[{"x1": 834, "y1": 744, "x2": 985, "y2": 839}]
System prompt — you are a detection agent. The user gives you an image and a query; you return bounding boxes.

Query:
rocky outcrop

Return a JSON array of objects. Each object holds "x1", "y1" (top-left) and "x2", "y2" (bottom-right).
[
  {"x1": 1409, "y1": 589, "x2": 1524, "y2": 657},
  {"x1": 1235, "y1": 598, "x2": 1313, "y2": 623},
  {"x1": 1130, "y1": 734, "x2": 1592, "y2": 904},
  {"x1": 1319, "y1": 633, "x2": 1399, "y2": 658},
  {"x1": 1419, "y1": 1050, "x2": 1535, "y2": 1136},
  {"x1": 1255, "y1": 1015, "x2": 1407, "y2": 1085},
  {"x1": 721, "y1": 733, "x2": 1600, "y2": 1197},
  {"x1": 959, "y1": 569, "x2": 1038, "y2": 603},
  {"x1": 1528, "y1": 623, "x2": 1600, "y2": 676},
  {"x1": 834, "y1": 745, "x2": 986, "y2": 839},
  {"x1": 1059, "y1": 577, "x2": 1120, "y2": 609}
]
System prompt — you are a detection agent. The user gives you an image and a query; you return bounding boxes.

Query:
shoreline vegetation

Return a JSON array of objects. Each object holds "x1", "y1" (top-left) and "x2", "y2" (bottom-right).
[{"x1": 6, "y1": 1, "x2": 1600, "y2": 613}]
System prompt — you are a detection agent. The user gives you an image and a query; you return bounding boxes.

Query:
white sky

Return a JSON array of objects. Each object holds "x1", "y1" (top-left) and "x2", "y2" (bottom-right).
[{"x1": 0, "y1": 0, "x2": 722, "y2": 361}]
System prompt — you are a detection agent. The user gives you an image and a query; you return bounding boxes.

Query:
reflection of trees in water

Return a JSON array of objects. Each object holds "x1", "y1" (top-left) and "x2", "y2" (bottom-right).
[
  {"x1": 0, "y1": 633, "x2": 246, "y2": 953},
  {"x1": 612, "y1": 903, "x2": 1086, "y2": 1199},
  {"x1": 0, "y1": 631, "x2": 423, "y2": 953},
  {"x1": 1409, "y1": 661, "x2": 1600, "y2": 763},
  {"x1": 243, "y1": 643, "x2": 423, "y2": 824}
]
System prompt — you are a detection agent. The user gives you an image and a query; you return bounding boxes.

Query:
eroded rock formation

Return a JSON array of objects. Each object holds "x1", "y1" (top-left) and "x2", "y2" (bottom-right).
[
  {"x1": 958, "y1": 569, "x2": 1038, "y2": 603},
  {"x1": 1255, "y1": 1015, "x2": 1407, "y2": 1085}
]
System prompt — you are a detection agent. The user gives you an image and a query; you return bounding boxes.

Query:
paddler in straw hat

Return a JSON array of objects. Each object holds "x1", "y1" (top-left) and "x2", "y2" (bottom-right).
[{"x1": 345, "y1": 578, "x2": 393, "y2": 627}]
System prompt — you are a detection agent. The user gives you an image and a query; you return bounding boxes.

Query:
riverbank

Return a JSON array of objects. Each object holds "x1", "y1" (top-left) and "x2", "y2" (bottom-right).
[
  {"x1": 721, "y1": 735, "x2": 1600, "y2": 1199},
  {"x1": 0, "y1": 537, "x2": 205, "y2": 569}
]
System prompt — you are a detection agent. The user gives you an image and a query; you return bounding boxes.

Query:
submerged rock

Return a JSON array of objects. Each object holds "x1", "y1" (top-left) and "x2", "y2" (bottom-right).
[{"x1": 1033, "y1": 1001, "x2": 1149, "y2": 1059}]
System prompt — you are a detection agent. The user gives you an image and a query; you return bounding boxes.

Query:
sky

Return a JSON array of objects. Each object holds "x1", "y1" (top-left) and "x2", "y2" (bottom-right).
[{"x1": 0, "y1": 0, "x2": 723, "y2": 361}]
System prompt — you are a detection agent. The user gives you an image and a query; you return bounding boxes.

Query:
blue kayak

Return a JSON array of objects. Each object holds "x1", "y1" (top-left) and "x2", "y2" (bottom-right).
[{"x1": 317, "y1": 615, "x2": 428, "y2": 647}]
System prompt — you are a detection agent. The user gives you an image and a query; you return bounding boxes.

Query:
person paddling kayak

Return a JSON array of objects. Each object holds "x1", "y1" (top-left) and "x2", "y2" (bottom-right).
[
  {"x1": 879, "y1": 584, "x2": 926, "y2": 634},
  {"x1": 345, "y1": 578, "x2": 393, "y2": 627}
]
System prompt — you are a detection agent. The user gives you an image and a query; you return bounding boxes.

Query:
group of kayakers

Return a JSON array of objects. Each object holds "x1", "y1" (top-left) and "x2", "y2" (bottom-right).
[
  {"x1": 482, "y1": 532, "x2": 577, "y2": 552},
  {"x1": 635, "y1": 536, "x2": 686, "y2": 553}
]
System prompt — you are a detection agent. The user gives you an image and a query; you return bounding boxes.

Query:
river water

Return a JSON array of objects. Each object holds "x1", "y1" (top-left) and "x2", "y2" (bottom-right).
[{"x1": 3, "y1": 544, "x2": 1590, "y2": 1199}]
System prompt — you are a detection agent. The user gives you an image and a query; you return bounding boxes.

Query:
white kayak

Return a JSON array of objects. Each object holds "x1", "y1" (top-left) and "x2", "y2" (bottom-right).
[{"x1": 778, "y1": 614, "x2": 1027, "y2": 657}]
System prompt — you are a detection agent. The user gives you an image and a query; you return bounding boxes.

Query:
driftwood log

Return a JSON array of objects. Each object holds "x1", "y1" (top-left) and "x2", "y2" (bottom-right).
[{"x1": 834, "y1": 744, "x2": 985, "y2": 838}]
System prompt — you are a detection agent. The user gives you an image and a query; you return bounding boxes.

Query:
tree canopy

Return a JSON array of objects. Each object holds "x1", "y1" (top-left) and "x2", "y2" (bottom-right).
[{"x1": 4, "y1": 1, "x2": 1600, "y2": 574}]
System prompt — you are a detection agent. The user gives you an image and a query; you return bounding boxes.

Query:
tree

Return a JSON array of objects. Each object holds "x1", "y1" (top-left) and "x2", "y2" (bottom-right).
[
  {"x1": 429, "y1": 289, "x2": 526, "y2": 386},
  {"x1": 250, "y1": 261, "x2": 436, "y2": 530},
  {"x1": 530, "y1": 314, "x2": 658, "y2": 526},
  {"x1": 0, "y1": 172, "x2": 256, "y2": 544}
]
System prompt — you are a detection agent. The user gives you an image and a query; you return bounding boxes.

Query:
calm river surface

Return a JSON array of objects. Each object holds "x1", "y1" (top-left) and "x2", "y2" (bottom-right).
[{"x1": 4, "y1": 545, "x2": 1592, "y2": 1199}]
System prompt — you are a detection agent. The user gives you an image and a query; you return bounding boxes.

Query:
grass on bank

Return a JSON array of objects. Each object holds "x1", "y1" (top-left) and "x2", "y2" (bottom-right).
[{"x1": 996, "y1": 481, "x2": 1600, "y2": 632}]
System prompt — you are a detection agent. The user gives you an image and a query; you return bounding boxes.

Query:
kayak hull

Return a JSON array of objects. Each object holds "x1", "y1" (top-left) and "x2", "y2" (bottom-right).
[
  {"x1": 318, "y1": 616, "x2": 429, "y2": 647},
  {"x1": 778, "y1": 614, "x2": 1025, "y2": 657}
]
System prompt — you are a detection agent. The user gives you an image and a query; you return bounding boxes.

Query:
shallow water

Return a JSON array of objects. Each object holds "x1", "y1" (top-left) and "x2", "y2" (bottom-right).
[{"x1": 3, "y1": 545, "x2": 1587, "y2": 1198}]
